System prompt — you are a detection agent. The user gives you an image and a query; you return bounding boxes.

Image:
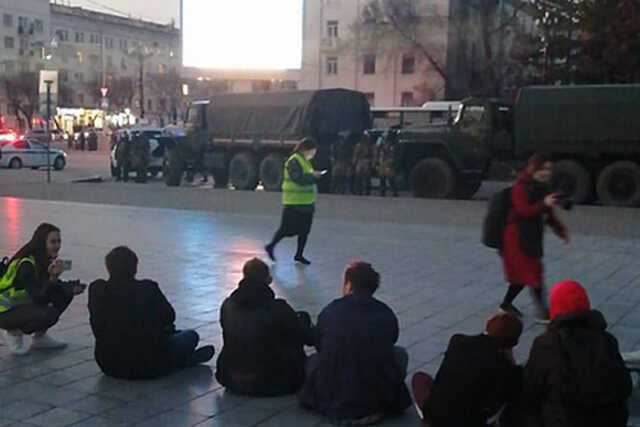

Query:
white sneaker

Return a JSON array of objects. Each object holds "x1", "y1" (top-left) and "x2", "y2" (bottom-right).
[
  {"x1": 3, "y1": 330, "x2": 30, "y2": 355},
  {"x1": 31, "y1": 333, "x2": 67, "y2": 349}
]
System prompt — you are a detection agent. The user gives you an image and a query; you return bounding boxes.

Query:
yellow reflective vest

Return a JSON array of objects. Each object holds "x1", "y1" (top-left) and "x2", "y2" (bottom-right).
[
  {"x1": 282, "y1": 153, "x2": 317, "y2": 205},
  {"x1": 0, "y1": 256, "x2": 35, "y2": 312}
]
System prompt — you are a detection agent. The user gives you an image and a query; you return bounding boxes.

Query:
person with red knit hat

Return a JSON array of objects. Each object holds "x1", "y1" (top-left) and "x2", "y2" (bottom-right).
[
  {"x1": 520, "y1": 280, "x2": 632, "y2": 427},
  {"x1": 499, "y1": 153, "x2": 568, "y2": 323}
]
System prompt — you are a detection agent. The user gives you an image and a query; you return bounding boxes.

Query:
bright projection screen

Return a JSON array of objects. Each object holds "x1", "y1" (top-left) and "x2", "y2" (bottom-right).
[{"x1": 181, "y1": 0, "x2": 303, "y2": 70}]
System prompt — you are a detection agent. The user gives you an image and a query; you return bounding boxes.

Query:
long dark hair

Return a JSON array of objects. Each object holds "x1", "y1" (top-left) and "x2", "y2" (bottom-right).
[
  {"x1": 11, "y1": 223, "x2": 61, "y2": 280},
  {"x1": 293, "y1": 138, "x2": 318, "y2": 154},
  {"x1": 525, "y1": 152, "x2": 550, "y2": 174}
]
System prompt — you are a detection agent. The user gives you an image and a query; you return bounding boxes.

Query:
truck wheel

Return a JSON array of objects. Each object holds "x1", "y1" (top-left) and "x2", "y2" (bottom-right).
[
  {"x1": 229, "y1": 152, "x2": 259, "y2": 190},
  {"x1": 553, "y1": 160, "x2": 592, "y2": 204},
  {"x1": 259, "y1": 154, "x2": 284, "y2": 192},
  {"x1": 596, "y1": 161, "x2": 640, "y2": 207},
  {"x1": 410, "y1": 158, "x2": 456, "y2": 198},
  {"x1": 454, "y1": 181, "x2": 482, "y2": 199},
  {"x1": 165, "y1": 150, "x2": 183, "y2": 187}
]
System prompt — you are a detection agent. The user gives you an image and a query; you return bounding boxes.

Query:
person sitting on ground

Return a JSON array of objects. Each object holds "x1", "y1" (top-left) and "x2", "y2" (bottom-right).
[
  {"x1": 89, "y1": 246, "x2": 214, "y2": 380},
  {"x1": 216, "y1": 258, "x2": 314, "y2": 396},
  {"x1": 0, "y1": 223, "x2": 85, "y2": 355},
  {"x1": 521, "y1": 280, "x2": 631, "y2": 427},
  {"x1": 413, "y1": 312, "x2": 524, "y2": 427},
  {"x1": 299, "y1": 262, "x2": 411, "y2": 424}
]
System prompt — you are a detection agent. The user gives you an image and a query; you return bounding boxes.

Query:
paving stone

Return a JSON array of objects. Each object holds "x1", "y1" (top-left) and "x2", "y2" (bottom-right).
[
  {"x1": 0, "y1": 196, "x2": 639, "y2": 425},
  {"x1": 25, "y1": 407, "x2": 92, "y2": 427}
]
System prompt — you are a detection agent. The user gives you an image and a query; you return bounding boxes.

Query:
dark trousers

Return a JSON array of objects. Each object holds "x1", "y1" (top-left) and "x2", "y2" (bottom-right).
[
  {"x1": 0, "y1": 283, "x2": 73, "y2": 334},
  {"x1": 167, "y1": 330, "x2": 200, "y2": 370}
]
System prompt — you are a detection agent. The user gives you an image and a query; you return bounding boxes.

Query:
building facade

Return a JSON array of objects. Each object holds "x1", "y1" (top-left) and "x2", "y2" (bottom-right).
[{"x1": 300, "y1": 0, "x2": 524, "y2": 106}]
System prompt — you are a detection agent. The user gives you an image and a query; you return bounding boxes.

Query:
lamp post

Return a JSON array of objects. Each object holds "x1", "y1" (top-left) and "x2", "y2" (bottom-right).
[
  {"x1": 126, "y1": 45, "x2": 154, "y2": 120},
  {"x1": 44, "y1": 79, "x2": 53, "y2": 183}
]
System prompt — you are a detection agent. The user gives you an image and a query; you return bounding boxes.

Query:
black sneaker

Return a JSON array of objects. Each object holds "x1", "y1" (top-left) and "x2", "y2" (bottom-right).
[
  {"x1": 265, "y1": 244, "x2": 276, "y2": 262},
  {"x1": 294, "y1": 256, "x2": 311, "y2": 265},
  {"x1": 499, "y1": 303, "x2": 523, "y2": 318},
  {"x1": 187, "y1": 345, "x2": 215, "y2": 366}
]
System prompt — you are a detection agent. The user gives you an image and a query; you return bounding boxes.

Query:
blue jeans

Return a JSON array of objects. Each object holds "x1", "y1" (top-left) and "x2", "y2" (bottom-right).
[{"x1": 167, "y1": 329, "x2": 200, "y2": 370}]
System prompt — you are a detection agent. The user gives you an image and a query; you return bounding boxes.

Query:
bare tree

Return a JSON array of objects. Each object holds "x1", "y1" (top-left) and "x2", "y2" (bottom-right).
[
  {"x1": 148, "y1": 70, "x2": 182, "y2": 124},
  {"x1": 1, "y1": 71, "x2": 40, "y2": 130},
  {"x1": 353, "y1": 0, "x2": 528, "y2": 99}
]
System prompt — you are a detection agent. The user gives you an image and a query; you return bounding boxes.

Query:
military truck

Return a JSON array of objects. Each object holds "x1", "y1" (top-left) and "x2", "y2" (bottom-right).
[
  {"x1": 397, "y1": 84, "x2": 640, "y2": 206},
  {"x1": 163, "y1": 89, "x2": 371, "y2": 191}
]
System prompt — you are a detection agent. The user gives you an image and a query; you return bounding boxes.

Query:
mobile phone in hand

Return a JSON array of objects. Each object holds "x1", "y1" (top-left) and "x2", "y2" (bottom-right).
[
  {"x1": 70, "y1": 281, "x2": 87, "y2": 295},
  {"x1": 319, "y1": 169, "x2": 328, "y2": 175}
]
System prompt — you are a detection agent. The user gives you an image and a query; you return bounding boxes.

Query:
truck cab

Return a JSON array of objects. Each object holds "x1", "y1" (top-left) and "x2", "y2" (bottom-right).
[{"x1": 394, "y1": 98, "x2": 512, "y2": 198}]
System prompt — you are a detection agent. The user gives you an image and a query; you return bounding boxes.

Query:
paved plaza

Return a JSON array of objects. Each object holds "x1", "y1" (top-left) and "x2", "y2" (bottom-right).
[{"x1": 0, "y1": 190, "x2": 640, "y2": 425}]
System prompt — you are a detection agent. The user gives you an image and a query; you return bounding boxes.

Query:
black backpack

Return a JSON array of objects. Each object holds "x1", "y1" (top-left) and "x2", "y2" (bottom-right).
[{"x1": 482, "y1": 187, "x2": 512, "y2": 249}]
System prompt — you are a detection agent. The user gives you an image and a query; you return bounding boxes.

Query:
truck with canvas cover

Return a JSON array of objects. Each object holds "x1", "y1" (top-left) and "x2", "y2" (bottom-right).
[
  {"x1": 163, "y1": 88, "x2": 371, "y2": 191},
  {"x1": 397, "y1": 84, "x2": 640, "y2": 206}
]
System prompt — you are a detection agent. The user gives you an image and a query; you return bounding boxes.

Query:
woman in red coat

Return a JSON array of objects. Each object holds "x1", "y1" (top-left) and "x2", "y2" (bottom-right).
[{"x1": 500, "y1": 153, "x2": 569, "y2": 322}]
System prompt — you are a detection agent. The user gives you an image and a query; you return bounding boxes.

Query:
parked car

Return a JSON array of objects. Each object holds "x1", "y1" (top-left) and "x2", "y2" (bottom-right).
[
  {"x1": 110, "y1": 127, "x2": 165, "y2": 178},
  {"x1": 0, "y1": 139, "x2": 67, "y2": 170}
]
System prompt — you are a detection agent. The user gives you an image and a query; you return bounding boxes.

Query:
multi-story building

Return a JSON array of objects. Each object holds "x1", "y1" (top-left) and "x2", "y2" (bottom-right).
[
  {"x1": 300, "y1": 0, "x2": 522, "y2": 106},
  {"x1": 49, "y1": 3, "x2": 180, "y2": 127},
  {"x1": 0, "y1": 0, "x2": 181, "y2": 129}
]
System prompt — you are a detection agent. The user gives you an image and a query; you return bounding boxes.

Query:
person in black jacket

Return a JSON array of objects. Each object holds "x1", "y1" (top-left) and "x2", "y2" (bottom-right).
[
  {"x1": 216, "y1": 258, "x2": 314, "y2": 396},
  {"x1": 521, "y1": 280, "x2": 632, "y2": 427},
  {"x1": 299, "y1": 262, "x2": 411, "y2": 424},
  {"x1": 413, "y1": 312, "x2": 524, "y2": 427},
  {"x1": 0, "y1": 223, "x2": 85, "y2": 355},
  {"x1": 88, "y1": 246, "x2": 214, "y2": 380}
]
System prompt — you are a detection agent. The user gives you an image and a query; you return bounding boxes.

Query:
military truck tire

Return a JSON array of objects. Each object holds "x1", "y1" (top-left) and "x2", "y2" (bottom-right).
[
  {"x1": 259, "y1": 154, "x2": 284, "y2": 192},
  {"x1": 553, "y1": 160, "x2": 592, "y2": 204},
  {"x1": 454, "y1": 180, "x2": 482, "y2": 199},
  {"x1": 165, "y1": 150, "x2": 183, "y2": 187},
  {"x1": 229, "y1": 152, "x2": 259, "y2": 190},
  {"x1": 410, "y1": 158, "x2": 456, "y2": 199},
  {"x1": 596, "y1": 161, "x2": 640, "y2": 207}
]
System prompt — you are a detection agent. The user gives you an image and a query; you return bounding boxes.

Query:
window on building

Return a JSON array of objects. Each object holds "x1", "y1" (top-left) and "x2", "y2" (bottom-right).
[
  {"x1": 34, "y1": 19, "x2": 43, "y2": 33},
  {"x1": 148, "y1": 99, "x2": 152, "y2": 111},
  {"x1": 89, "y1": 54, "x2": 99, "y2": 68},
  {"x1": 363, "y1": 54, "x2": 376, "y2": 75},
  {"x1": 18, "y1": 17, "x2": 28, "y2": 32},
  {"x1": 59, "y1": 70, "x2": 68, "y2": 83},
  {"x1": 75, "y1": 32, "x2": 84, "y2": 43},
  {"x1": 364, "y1": 92, "x2": 375, "y2": 107},
  {"x1": 327, "y1": 20, "x2": 338, "y2": 38},
  {"x1": 158, "y1": 63, "x2": 166, "y2": 74},
  {"x1": 106, "y1": 37, "x2": 114, "y2": 49},
  {"x1": 56, "y1": 29, "x2": 69, "y2": 42},
  {"x1": 402, "y1": 55, "x2": 416, "y2": 74},
  {"x1": 326, "y1": 56, "x2": 338, "y2": 75},
  {"x1": 121, "y1": 58, "x2": 127, "y2": 71},
  {"x1": 401, "y1": 91, "x2": 414, "y2": 106},
  {"x1": 75, "y1": 72, "x2": 84, "y2": 82},
  {"x1": 78, "y1": 93, "x2": 84, "y2": 104},
  {"x1": 19, "y1": 38, "x2": 28, "y2": 51},
  {"x1": 4, "y1": 37, "x2": 14, "y2": 49},
  {"x1": 3, "y1": 14, "x2": 13, "y2": 27},
  {"x1": 77, "y1": 51, "x2": 83, "y2": 64}
]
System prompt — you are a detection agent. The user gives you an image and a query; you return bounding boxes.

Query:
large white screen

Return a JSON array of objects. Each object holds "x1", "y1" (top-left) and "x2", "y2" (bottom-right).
[{"x1": 182, "y1": 0, "x2": 303, "y2": 70}]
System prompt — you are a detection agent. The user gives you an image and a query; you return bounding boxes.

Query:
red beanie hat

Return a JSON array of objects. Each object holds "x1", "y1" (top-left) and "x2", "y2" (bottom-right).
[{"x1": 549, "y1": 281, "x2": 591, "y2": 320}]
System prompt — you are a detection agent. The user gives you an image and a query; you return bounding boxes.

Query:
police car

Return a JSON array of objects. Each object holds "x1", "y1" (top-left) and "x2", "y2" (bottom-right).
[
  {"x1": 0, "y1": 139, "x2": 67, "y2": 170},
  {"x1": 109, "y1": 127, "x2": 165, "y2": 177}
]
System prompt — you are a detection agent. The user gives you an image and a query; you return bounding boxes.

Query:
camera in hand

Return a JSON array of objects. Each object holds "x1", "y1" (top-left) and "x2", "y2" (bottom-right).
[{"x1": 555, "y1": 191, "x2": 574, "y2": 211}]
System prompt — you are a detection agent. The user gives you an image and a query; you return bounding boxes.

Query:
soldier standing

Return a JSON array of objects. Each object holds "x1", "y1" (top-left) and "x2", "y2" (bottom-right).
[
  {"x1": 131, "y1": 133, "x2": 150, "y2": 183},
  {"x1": 376, "y1": 132, "x2": 398, "y2": 197},
  {"x1": 352, "y1": 133, "x2": 375, "y2": 196},
  {"x1": 115, "y1": 132, "x2": 131, "y2": 182}
]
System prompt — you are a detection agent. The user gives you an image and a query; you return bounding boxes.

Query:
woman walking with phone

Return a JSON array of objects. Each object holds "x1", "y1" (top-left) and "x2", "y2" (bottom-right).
[
  {"x1": 0, "y1": 223, "x2": 86, "y2": 355},
  {"x1": 266, "y1": 138, "x2": 324, "y2": 265}
]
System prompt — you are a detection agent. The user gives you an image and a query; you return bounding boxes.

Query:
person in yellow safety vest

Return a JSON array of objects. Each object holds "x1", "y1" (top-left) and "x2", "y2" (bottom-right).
[
  {"x1": 0, "y1": 223, "x2": 86, "y2": 355},
  {"x1": 265, "y1": 138, "x2": 324, "y2": 265}
]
